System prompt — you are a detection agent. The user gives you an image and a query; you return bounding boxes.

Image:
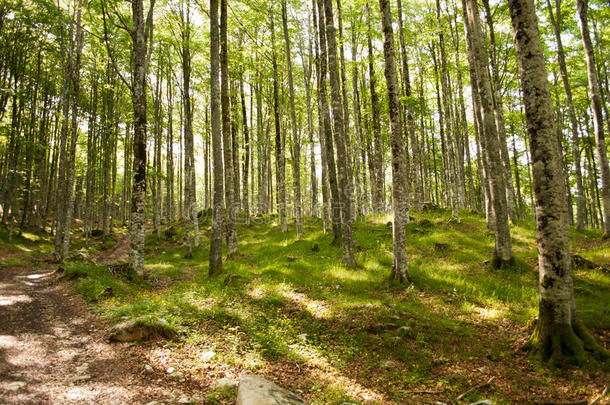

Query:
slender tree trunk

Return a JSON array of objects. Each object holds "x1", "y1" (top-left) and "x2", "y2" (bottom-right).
[
  {"x1": 379, "y1": 0, "x2": 409, "y2": 282},
  {"x1": 209, "y1": 0, "x2": 223, "y2": 274},
  {"x1": 323, "y1": 0, "x2": 355, "y2": 266},
  {"x1": 270, "y1": 8, "x2": 287, "y2": 234},
  {"x1": 240, "y1": 77, "x2": 250, "y2": 226},
  {"x1": 546, "y1": 0, "x2": 586, "y2": 229},
  {"x1": 576, "y1": 0, "x2": 610, "y2": 236},
  {"x1": 367, "y1": 3, "x2": 384, "y2": 213},
  {"x1": 464, "y1": 0, "x2": 513, "y2": 266},
  {"x1": 482, "y1": 0, "x2": 517, "y2": 222},
  {"x1": 60, "y1": 0, "x2": 84, "y2": 258},
  {"x1": 221, "y1": 0, "x2": 237, "y2": 254},
  {"x1": 315, "y1": 0, "x2": 341, "y2": 242},
  {"x1": 282, "y1": 0, "x2": 302, "y2": 238}
]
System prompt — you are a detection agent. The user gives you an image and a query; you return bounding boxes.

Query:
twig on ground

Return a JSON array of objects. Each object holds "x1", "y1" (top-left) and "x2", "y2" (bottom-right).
[{"x1": 456, "y1": 376, "x2": 495, "y2": 402}]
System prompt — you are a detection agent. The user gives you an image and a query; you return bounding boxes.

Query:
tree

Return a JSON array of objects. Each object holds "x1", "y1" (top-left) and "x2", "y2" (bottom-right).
[
  {"x1": 576, "y1": 0, "x2": 610, "y2": 237},
  {"x1": 221, "y1": 0, "x2": 237, "y2": 255},
  {"x1": 323, "y1": 0, "x2": 355, "y2": 266},
  {"x1": 508, "y1": 0, "x2": 609, "y2": 365},
  {"x1": 209, "y1": 0, "x2": 223, "y2": 274},
  {"x1": 463, "y1": 0, "x2": 513, "y2": 267},
  {"x1": 379, "y1": 0, "x2": 409, "y2": 282},
  {"x1": 282, "y1": 0, "x2": 303, "y2": 238}
]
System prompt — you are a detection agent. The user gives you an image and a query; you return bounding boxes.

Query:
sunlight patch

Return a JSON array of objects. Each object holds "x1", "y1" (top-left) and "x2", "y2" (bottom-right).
[
  {"x1": 280, "y1": 288, "x2": 332, "y2": 319},
  {"x1": 0, "y1": 294, "x2": 32, "y2": 305}
]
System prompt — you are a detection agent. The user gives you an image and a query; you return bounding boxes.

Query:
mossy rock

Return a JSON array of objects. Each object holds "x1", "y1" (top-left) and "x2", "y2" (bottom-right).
[{"x1": 107, "y1": 316, "x2": 175, "y2": 342}]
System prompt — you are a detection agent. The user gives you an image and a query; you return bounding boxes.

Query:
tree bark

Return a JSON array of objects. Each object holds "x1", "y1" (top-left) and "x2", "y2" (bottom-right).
[
  {"x1": 576, "y1": 0, "x2": 610, "y2": 236},
  {"x1": 323, "y1": 0, "x2": 356, "y2": 266},
  {"x1": 509, "y1": 0, "x2": 608, "y2": 364},
  {"x1": 464, "y1": 0, "x2": 513, "y2": 266},
  {"x1": 221, "y1": 0, "x2": 237, "y2": 254},
  {"x1": 281, "y1": 0, "x2": 302, "y2": 238},
  {"x1": 379, "y1": 0, "x2": 409, "y2": 282},
  {"x1": 209, "y1": 0, "x2": 223, "y2": 274}
]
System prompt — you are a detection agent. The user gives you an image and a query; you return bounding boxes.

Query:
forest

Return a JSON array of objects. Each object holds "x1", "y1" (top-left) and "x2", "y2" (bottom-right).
[{"x1": 0, "y1": 0, "x2": 609, "y2": 403}]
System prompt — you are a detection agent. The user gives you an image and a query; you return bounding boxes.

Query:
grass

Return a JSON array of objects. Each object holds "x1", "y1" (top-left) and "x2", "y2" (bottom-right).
[{"x1": 7, "y1": 210, "x2": 609, "y2": 404}]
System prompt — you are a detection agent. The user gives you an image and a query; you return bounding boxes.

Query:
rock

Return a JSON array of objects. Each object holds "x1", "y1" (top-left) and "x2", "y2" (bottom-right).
[
  {"x1": 236, "y1": 375, "x2": 305, "y2": 405},
  {"x1": 167, "y1": 367, "x2": 175, "y2": 374},
  {"x1": 107, "y1": 317, "x2": 173, "y2": 342},
  {"x1": 6, "y1": 381, "x2": 27, "y2": 391},
  {"x1": 381, "y1": 360, "x2": 396, "y2": 369},
  {"x1": 144, "y1": 364, "x2": 154, "y2": 373},
  {"x1": 199, "y1": 350, "x2": 216, "y2": 362},
  {"x1": 8, "y1": 371, "x2": 22, "y2": 379},
  {"x1": 177, "y1": 395, "x2": 190, "y2": 404},
  {"x1": 210, "y1": 377, "x2": 238, "y2": 391},
  {"x1": 67, "y1": 249, "x2": 92, "y2": 262},
  {"x1": 469, "y1": 401, "x2": 492, "y2": 405},
  {"x1": 169, "y1": 371, "x2": 184, "y2": 381}
]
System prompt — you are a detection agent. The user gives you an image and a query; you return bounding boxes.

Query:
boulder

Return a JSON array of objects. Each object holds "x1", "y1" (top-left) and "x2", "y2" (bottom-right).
[
  {"x1": 236, "y1": 375, "x2": 305, "y2": 405},
  {"x1": 107, "y1": 317, "x2": 173, "y2": 342}
]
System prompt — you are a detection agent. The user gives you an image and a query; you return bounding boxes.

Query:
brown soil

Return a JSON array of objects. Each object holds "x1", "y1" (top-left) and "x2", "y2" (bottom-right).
[
  {"x1": 95, "y1": 233, "x2": 131, "y2": 265},
  {"x1": 0, "y1": 264, "x2": 200, "y2": 404}
]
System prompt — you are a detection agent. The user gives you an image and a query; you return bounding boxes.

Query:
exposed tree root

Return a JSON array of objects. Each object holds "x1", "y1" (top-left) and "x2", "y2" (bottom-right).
[{"x1": 524, "y1": 319, "x2": 609, "y2": 367}]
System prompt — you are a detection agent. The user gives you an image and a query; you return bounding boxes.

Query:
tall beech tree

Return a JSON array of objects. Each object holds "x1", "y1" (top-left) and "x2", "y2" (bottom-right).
[
  {"x1": 576, "y1": 0, "x2": 610, "y2": 237},
  {"x1": 463, "y1": 0, "x2": 513, "y2": 267},
  {"x1": 509, "y1": 0, "x2": 609, "y2": 364},
  {"x1": 379, "y1": 0, "x2": 409, "y2": 282},
  {"x1": 209, "y1": 0, "x2": 223, "y2": 274}
]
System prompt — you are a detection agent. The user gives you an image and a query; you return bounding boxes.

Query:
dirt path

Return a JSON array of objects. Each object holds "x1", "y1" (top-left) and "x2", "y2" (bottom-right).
[
  {"x1": 95, "y1": 233, "x2": 131, "y2": 265},
  {"x1": 0, "y1": 264, "x2": 197, "y2": 404}
]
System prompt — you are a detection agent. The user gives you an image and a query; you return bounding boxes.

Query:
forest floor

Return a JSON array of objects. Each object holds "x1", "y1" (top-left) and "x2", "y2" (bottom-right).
[
  {"x1": 0, "y1": 210, "x2": 608, "y2": 404},
  {"x1": 0, "y1": 261, "x2": 204, "y2": 404}
]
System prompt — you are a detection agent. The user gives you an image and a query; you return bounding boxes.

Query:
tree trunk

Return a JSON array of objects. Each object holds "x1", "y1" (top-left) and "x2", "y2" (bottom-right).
[
  {"x1": 128, "y1": 0, "x2": 153, "y2": 276},
  {"x1": 282, "y1": 0, "x2": 302, "y2": 238},
  {"x1": 209, "y1": 0, "x2": 223, "y2": 274},
  {"x1": 315, "y1": 0, "x2": 341, "y2": 242},
  {"x1": 221, "y1": 0, "x2": 238, "y2": 254},
  {"x1": 464, "y1": 0, "x2": 513, "y2": 266},
  {"x1": 546, "y1": 0, "x2": 586, "y2": 230},
  {"x1": 270, "y1": 7, "x2": 287, "y2": 234},
  {"x1": 576, "y1": 0, "x2": 610, "y2": 236},
  {"x1": 323, "y1": 0, "x2": 355, "y2": 266},
  {"x1": 366, "y1": 4, "x2": 384, "y2": 213},
  {"x1": 379, "y1": 0, "x2": 409, "y2": 282},
  {"x1": 509, "y1": 0, "x2": 608, "y2": 364},
  {"x1": 240, "y1": 77, "x2": 250, "y2": 226}
]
